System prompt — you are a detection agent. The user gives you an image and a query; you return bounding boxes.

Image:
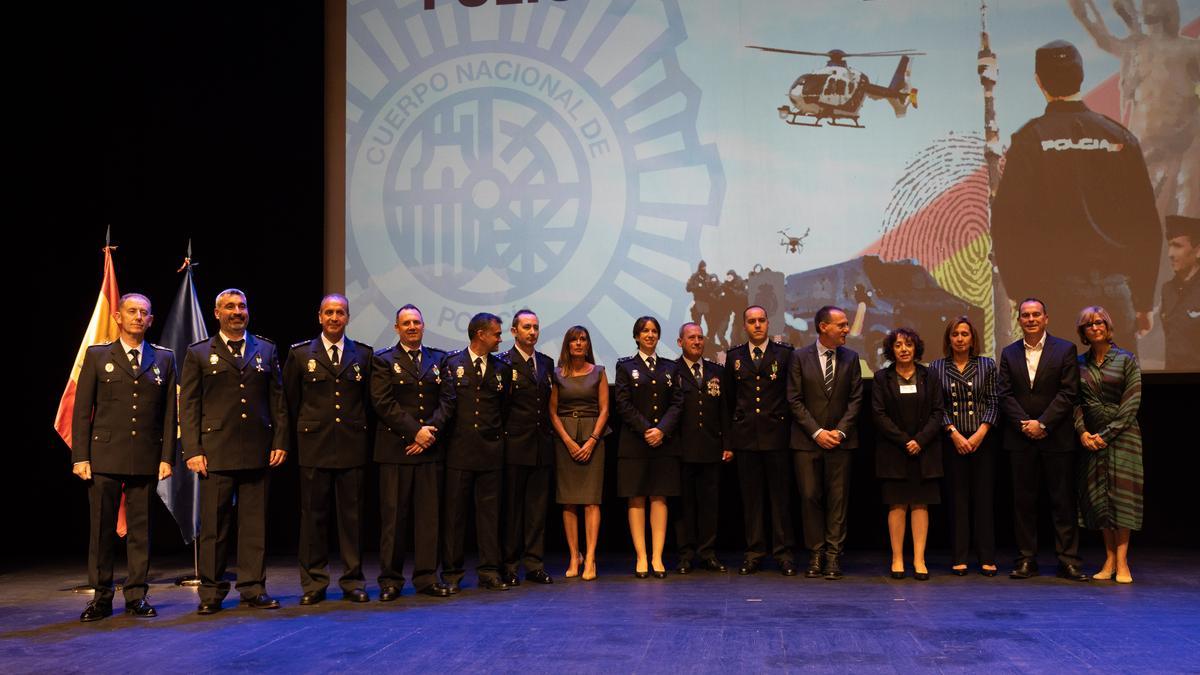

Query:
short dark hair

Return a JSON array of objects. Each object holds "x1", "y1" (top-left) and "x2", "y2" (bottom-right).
[
  {"x1": 395, "y1": 303, "x2": 422, "y2": 321},
  {"x1": 941, "y1": 316, "x2": 980, "y2": 359},
  {"x1": 742, "y1": 305, "x2": 767, "y2": 321},
  {"x1": 512, "y1": 308, "x2": 537, "y2": 328},
  {"x1": 815, "y1": 305, "x2": 845, "y2": 328},
  {"x1": 215, "y1": 288, "x2": 247, "y2": 308},
  {"x1": 632, "y1": 316, "x2": 662, "y2": 340},
  {"x1": 468, "y1": 312, "x2": 502, "y2": 340},
  {"x1": 883, "y1": 327, "x2": 925, "y2": 362},
  {"x1": 1019, "y1": 297, "x2": 1046, "y2": 315},
  {"x1": 320, "y1": 293, "x2": 349, "y2": 312}
]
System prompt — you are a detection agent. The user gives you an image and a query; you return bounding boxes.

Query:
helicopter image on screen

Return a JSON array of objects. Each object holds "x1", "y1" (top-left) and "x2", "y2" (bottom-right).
[{"x1": 745, "y1": 47, "x2": 924, "y2": 128}]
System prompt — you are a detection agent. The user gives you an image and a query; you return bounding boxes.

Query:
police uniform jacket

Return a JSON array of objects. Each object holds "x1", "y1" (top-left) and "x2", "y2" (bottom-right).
[
  {"x1": 1161, "y1": 271, "x2": 1200, "y2": 371},
  {"x1": 283, "y1": 337, "x2": 372, "y2": 469},
  {"x1": 71, "y1": 341, "x2": 177, "y2": 476},
  {"x1": 500, "y1": 347, "x2": 555, "y2": 467},
  {"x1": 370, "y1": 344, "x2": 449, "y2": 465},
  {"x1": 614, "y1": 355, "x2": 683, "y2": 459},
  {"x1": 722, "y1": 341, "x2": 794, "y2": 451},
  {"x1": 180, "y1": 334, "x2": 288, "y2": 471},
  {"x1": 675, "y1": 357, "x2": 730, "y2": 464},
  {"x1": 440, "y1": 349, "x2": 511, "y2": 472}
]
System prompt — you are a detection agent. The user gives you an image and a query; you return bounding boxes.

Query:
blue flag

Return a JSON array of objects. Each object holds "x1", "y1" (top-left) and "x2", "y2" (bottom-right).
[{"x1": 155, "y1": 258, "x2": 208, "y2": 545}]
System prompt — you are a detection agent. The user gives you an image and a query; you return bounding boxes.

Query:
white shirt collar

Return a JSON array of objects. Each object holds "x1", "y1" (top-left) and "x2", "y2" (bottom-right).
[
  {"x1": 815, "y1": 339, "x2": 837, "y2": 355},
  {"x1": 682, "y1": 356, "x2": 701, "y2": 372},
  {"x1": 118, "y1": 337, "x2": 145, "y2": 356},
  {"x1": 467, "y1": 347, "x2": 487, "y2": 363},
  {"x1": 638, "y1": 351, "x2": 658, "y2": 368},
  {"x1": 513, "y1": 344, "x2": 536, "y2": 363},
  {"x1": 219, "y1": 331, "x2": 245, "y2": 346},
  {"x1": 320, "y1": 333, "x2": 345, "y2": 354},
  {"x1": 1023, "y1": 333, "x2": 1047, "y2": 351}
]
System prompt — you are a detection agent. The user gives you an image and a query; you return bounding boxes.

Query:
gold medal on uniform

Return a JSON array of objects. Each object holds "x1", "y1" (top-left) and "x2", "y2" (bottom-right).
[
  {"x1": 770, "y1": 361, "x2": 779, "y2": 380},
  {"x1": 353, "y1": 363, "x2": 362, "y2": 381},
  {"x1": 104, "y1": 362, "x2": 114, "y2": 373},
  {"x1": 209, "y1": 353, "x2": 219, "y2": 365},
  {"x1": 456, "y1": 365, "x2": 465, "y2": 380},
  {"x1": 307, "y1": 359, "x2": 317, "y2": 373},
  {"x1": 432, "y1": 364, "x2": 441, "y2": 383},
  {"x1": 734, "y1": 359, "x2": 741, "y2": 371},
  {"x1": 255, "y1": 353, "x2": 264, "y2": 371},
  {"x1": 393, "y1": 362, "x2": 402, "y2": 374},
  {"x1": 707, "y1": 378, "x2": 721, "y2": 397}
]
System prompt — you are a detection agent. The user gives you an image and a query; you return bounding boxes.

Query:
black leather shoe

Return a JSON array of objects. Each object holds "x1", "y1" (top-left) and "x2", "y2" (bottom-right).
[
  {"x1": 124, "y1": 599, "x2": 157, "y2": 618},
  {"x1": 241, "y1": 593, "x2": 280, "y2": 609},
  {"x1": 805, "y1": 553, "x2": 823, "y2": 579},
  {"x1": 503, "y1": 572, "x2": 521, "y2": 587},
  {"x1": 951, "y1": 566, "x2": 968, "y2": 577},
  {"x1": 480, "y1": 577, "x2": 510, "y2": 591},
  {"x1": 196, "y1": 602, "x2": 222, "y2": 615},
  {"x1": 80, "y1": 600, "x2": 112, "y2": 622},
  {"x1": 419, "y1": 583, "x2": 451, "y2": 597},
  {"x1": 378, "y1": 586, "x2": 401, "y2": 602},
  {"x1": 299, "y1": 589, "x2": 326, "y2": 606},
  {"x1": 1010, "y1": 560, "x2": 1039, "y2": 579},
  {"x1": 780, "y1": 560, "x2": 798, "y2": 577},
  {"x1": 1056, "y1": 564, "x2": 1090, "y2": 582},
  {"x1": 980, "y1": 566, "x2": 998, "y2": 577},
  {"x1": 824, "y1": 560, "x2": 844, "y2": 580},
  {"x1": 676, "y1": 560, "x2": 693, "y2": 575},
  {"x1": 737, "y1": 559, "x2": 759, "y2": 576},
  {"x1": 890, "y1": 570, "x2": 906, "y2": 580},
  {"x1": 914, "y1": 571, "x2": 930, "y2": 581},
  {"x1": 344, "y1": 589, "x2": 369, "y2": 603},
  {"x1": 526, "y1": 569, "x2": 553, "y2": 585},
  {"x1": 700, "y1": 558, "x2": 727, "y2": 573},
  {"x1": 446, "y1": 582, "x2": 461, "y2": 595}
]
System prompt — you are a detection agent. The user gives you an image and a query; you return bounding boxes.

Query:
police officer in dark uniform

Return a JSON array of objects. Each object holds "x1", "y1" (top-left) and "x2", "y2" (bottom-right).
[
  {"x1": 673, "y1": 322, "x2": 732, "y2": 574},
  {"x1": 992, "y1": 39, "x2": 1162, "y2": 349},
  {"x1": 440, "y1": 312, "x2": 512, "y2": 592},
  {"x1": 500, "y1": 309, "x2": 556, "y2": 586},
  {"x1": 181, "y1": 288, "x2": 288, "y2": 614},
  {"x1": 283, "y1": 294, "x2": 372, "y2": 605},
  {"x1": 72, "y1": 293, "x2": 176, "y2": 622},
  {"x1": 1161, "y1": 215, "x2": 1200, "y2": 371},
  {"x1": 722, "y1": 306, "x2": 797, "y2": 576},
  {"x1": 370, "y1": 304, "x2": 452, "y2": 599}
]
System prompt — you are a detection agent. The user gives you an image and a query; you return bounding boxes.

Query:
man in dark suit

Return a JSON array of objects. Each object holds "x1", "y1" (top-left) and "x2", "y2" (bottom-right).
[
  {"x1": 1161, "y1": 215, "x2": 1199, "y2": 371},
  {"x1": 500, "y1": 309, "x2": 556, "y2": 586},
  {"x1": 723, "y1": 306, "x2": 797, "y2": 576},
  {"x1": 674, "y1": 322, "x2": 732, "y2": 574},
  {"x1": 181, "y1": 288, "x2": 289, "y2": 614},
  {"x1": 283, "y1": 294, "x2": 372, "y2": 605},
  {"x1": 72, "y1": 293, "x2": 176, "y2": 622},
  {"x1": 371, "y1": 304, "x2": 452, "y2": 599},
  {"x1": 787, "y1": 305, "x2": 863, "y2": 580},
  {"x1": 440, "y1": 312, "x2": 512, "y2": 592},
  {"x1": 997, "y1": 298, "x2": 1086, "y2": 581}
]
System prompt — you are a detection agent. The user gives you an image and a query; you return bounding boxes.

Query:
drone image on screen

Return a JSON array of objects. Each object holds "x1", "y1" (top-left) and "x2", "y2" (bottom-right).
[
  {"x1": 745, "y1": 47, "x2": 925, "y2": 128},
  {"x1": 779, "y1": 228, "x2": 810, "y2": 254}
]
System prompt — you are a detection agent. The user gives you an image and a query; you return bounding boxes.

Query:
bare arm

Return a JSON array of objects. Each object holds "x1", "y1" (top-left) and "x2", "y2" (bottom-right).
[{"x1": 1067, "y1": 0, "x2": 1126, "y2": 56}]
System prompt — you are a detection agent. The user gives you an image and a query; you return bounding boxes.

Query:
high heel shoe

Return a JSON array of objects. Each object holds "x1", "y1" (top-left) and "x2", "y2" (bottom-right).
[
  {"x1": 890, "y1": 569, "x2": 906, "y2": 580},
  {"x1": 634, "y1": 560, "x2": 649, "y2": 579},
  {"x1": 951, "y1": 566, "x2": 968, "y2": 577},
  {"x1": 1092, "y1": 569, "x2": 1115, "y2": 581},
  {"x1": 651, "y1": 563, "x2": 667, "y2": 579},
  {"x1": 565, "y1": 554, "x2": 584, "y2": 578},
  {"x1": 913, "y1": 571, "x2": 930, "y2": 581},
  {"x1": 980, "y1": 566, "x2": 998, "y2": 577},
  {"x1": 582, "y1": 560, "x2": 597, "y2": 581}
]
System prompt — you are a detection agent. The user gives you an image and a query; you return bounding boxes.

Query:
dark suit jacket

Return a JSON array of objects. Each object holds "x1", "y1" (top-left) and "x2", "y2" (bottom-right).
[
  {"x1": 871, "y1": 364, "x2": 945, "y2": 479},
  {"x1": 787, "y1": 343, "x2": 863, "y2": 451},
  {"x1": 282, "y1": 337, "x2": 372, "y2": 469},
  {"x1": 722, "y1": 341, "x2": 794, "y2": 451},
  {"x1": 500, "y1": 347, "x2": 555, "y2": 467},
  {"x1": 71, "y1": 341, "x2": 177, "y2": 475},
  {"x1": 370, "y1": 344, "x2": 450, "y2": 464},
  {"x1": 675, "y1": 357, "x2": 730, "y2": 463},
  {"x1": 996, "y1": 334, "x2": 1080, "y2": 452},
  {"x1": 179, "y1": 334, "x2": 288, "y2": 471},
  {"x1": 440, "y1": 349, "x2": 511, "y2": 471},
  {"x1": 614, "y1": 355, "x2": 683, "y2": 459}
]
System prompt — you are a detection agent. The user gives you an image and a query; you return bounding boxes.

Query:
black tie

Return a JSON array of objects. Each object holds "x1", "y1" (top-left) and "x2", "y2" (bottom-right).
[
  {"x1": 692, "y1": 362, "x2": 702, "y2": 381},
  {"x1": 528, "y1": 356, "x2": 536, "y2": 378},
  {"x1": 823, "y1": 349, "x2": 835, "y2": 394},
  {"x1": 229, "y1": 339, "x2": 244, "y2": 360},
  {"x1": 646, "y1": 356, "x2": 656, "y2": 371},
  {"x1": 129, "y1": 349, "x2": 140, "y2": 371},
  {"x1": 330, "y1": 345, "x2": 340, "y2": 367},
  {"x1": 409, "y1": 349, "x2": 421, "y2": 368},
  {"x1": 474, "y1": 357, "x2": 484, "y2": 379},
  {"x1": 752, "y1": 346, "x2": 763, "y2": 366}
]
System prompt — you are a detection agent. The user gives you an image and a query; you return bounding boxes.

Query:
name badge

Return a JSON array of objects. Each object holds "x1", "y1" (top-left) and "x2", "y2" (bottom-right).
[{"x1": 899, "y1": 384, "x2": 918, "y2": 395}]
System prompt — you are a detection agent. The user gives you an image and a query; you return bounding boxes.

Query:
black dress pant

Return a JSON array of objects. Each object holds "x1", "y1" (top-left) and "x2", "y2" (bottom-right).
[
  {"x1": 736, "y1": 449, "x2": 795, "y2": 563},
  {"x1": 198, "y1": 468, "x2": 268, "y2": 604},
  {"x1": 378, "y1": 462, "x2": 443, "y2": 592},
  {"x1": 944, "y1": 437, "x2": 996, "y2": 566},
  {"x1": 503, "y1": 463, "x2": 551, "y2": 575},
  {"x1": 443, "y1": 467, "x2": 502, "y2": 585},
  {"x1": 794, "y1": 448, "x2": 852, "y2": 560},
  {"x1": 676, "y1": 461, "x2": 720, "y2": 563},
  {"x1": 299, "y1": 465, "x2": 365, "y2": 594},
  {"x1": 88, "y1": 473, "x2": 154, "y2": 604},
  {"x1": 1009, "y1": 447, "x2": 1081, "y2": 567}
]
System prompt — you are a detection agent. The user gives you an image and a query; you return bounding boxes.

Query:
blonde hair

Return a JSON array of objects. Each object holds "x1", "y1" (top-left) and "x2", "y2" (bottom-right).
[{"x1": 1075, "y1": 305, "x2": 1114, "y2": 345}]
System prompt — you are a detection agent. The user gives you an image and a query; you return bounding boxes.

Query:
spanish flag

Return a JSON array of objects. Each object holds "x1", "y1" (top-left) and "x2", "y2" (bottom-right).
[{"x1": 54, "y1": 242, "x2": 128, "y2": 536}]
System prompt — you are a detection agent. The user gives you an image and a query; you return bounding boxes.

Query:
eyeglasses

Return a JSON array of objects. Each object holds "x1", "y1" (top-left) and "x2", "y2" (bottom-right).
[{"x1": 1081, "y1": 319, "x2": 1108, "y2": 329}]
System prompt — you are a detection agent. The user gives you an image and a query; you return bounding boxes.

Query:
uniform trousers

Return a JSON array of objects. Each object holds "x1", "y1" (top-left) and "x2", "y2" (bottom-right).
[
  {"x1": 88, "y1": 473, "x2": 154, "y2": 604},
  {"x1": 503, "y1": 463, "x2": 551, "y2": 575},
  {"x1": 378, "y1": 462, "x2": 443, "y2": 592},
  {"x1": 442, "y1": 467, "x2": 502, "y2": 585},
  {"x1": 298, "y1": 465, "x2": 364, "y2": 594},
  {"x1": 737, "y1": 449, "x2": 795, "y2": 563},
  {"x1": 675, "y1": 461, "x2": 721, "y2": 563},
  {"x1": 198, "y1": 468, "x2": 268, "y2": 604}
]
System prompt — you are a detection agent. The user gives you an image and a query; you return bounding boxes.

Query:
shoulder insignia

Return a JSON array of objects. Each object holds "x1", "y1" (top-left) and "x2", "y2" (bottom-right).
[
  {"x1": 149, "y1": 343, "x2": 173, "y2": 352},
  {"x1": 291, "y1": 340, "x2": 310, "y2": 350},
  {"x1": 772, "y1": 339, "x2": 793, "y2": 349},
  {"x1": 352, "y1": 339, "x2": 373, "y2": 350},
  {"x1": 427, "y1": 347, "x2": 448, "y2": 356},
  {"x1": 446, "y1": 348, "x2": 464, "y2": 357},
  {"x1": 617, "y1": 355, "x2": 635, "y2": 363},
  {"x1": 730, "y1": 342, "x2": 748, "y2": 352},
  {"x1": 496, "y1": 352, "x2": 512, "y2": 364},
  {"x1": 189, "y1": 338, "x2": 210, "y2": 348},
  {"x1": 374, "y1": 346, "x2": 393, "y2": 356},
  {"x1": 253, "y1": 334, "x2": 274, "y2": 344}
]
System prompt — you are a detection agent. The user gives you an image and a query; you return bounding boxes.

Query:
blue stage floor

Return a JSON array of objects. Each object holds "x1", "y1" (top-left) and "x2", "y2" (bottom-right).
[{"x1": 2, "y1": 549, "x2": 1198, "y2": 673}]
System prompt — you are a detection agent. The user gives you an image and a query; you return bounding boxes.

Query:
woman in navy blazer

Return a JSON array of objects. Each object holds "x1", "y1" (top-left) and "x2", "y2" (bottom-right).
[{"x1": 872, "y1": 328, "x2": 945, "y2": 580}]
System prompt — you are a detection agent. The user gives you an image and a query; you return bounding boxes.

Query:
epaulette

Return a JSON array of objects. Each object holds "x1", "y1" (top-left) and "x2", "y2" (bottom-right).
[
  {"x1": 617, "y1": 355, "x2": 636, "y2": 363},
  {"x1": 729, "y1": 342, "x2": 748, "y2": 352},
  {"x1": 446, "y1": 348, "x2": 464, "y2": 356},
  {"x1": 150, "y1": 343, "x2": 173, "y2": 352},
  {"x1": 253, "y1": 334, "x2": 274, "y2": 344},
  {"x1": 426, "y1": 346, "x2": 447, "y2": 355},
  {"x1": 189, "y1": 338, "x2": 210, "y2": 348},
  {"x1": 374, "y1": 346, "x2": 392, "y2": 356},
  {"x1": 291, "y1": 340, "x2": 310, "y2": 350},
  {"x1": 772, "y1": 339, "x2": 793, "y2": 348},
  {"x1": 496, "y1": 351, "x2": 512, "y2": 363},
  {"x1": 351, "y1": 339, "x2": 372, "y2": 350},
  {"x1": 702, "y1": 357, "x2": 719, "y2": 367}
]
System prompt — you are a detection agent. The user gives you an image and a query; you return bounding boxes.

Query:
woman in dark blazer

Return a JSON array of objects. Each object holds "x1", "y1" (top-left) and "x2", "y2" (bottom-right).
[
  {"x1": 928, "y1": 316, "x2": 999, "y2": 576},
  {"x1": 614, "y1": 316, "x2": 683, "y2": 578},
  {"x1": 872, "y1": 327, "x2": 945, "y2": 580}
]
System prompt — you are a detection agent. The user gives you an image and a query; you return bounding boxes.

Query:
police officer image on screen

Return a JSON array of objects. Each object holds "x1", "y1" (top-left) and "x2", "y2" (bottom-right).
[
  {"x1": 282, "y1": 294, "x2": 372, "y2": 605},
  {"x1": 180, "y1": 288, "x2": 289, "y2": 614},
  {"x1": 72, "y1": 293, "x2": 176, "y2": 622},
  {"x1": 991, "y1": 39, "x2": 1162, "y2": 351},
  {"x1": 1161, "y1": 215, "x2": 1200, "y2": 371}
]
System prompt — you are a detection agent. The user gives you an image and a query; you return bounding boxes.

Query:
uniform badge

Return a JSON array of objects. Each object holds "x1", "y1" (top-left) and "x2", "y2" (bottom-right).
[
  {"x1": 734, "y1": 359, "x2": 741, "y2": 371},
  {"x1": 393, "y1": 362, "x2": 402, "y2": 374},
  {"x1": 512, "y1": 370, "x2": 518, "y2": 382},
  {"x1": 307, "y1": 359, "x2": 317, "y2": 372},
  {"x1": 456, "y1": 365, "x2": 465, "y2": 380},
  {"x1": 353, "y1": 363, "x2": 363, "y2": 381},
  {"x1": 104, "y1": 362, "x2": 114, "y2": 373},
  {"x1": 432, "y1": 364, "x2": 441, "y2": 384},
  {"x1": 769, "y1": 361, "x2": 779, "y2": 380},
  {"x1": 665, "y1": 373, "x2": 672, "y2": 387},
  {"x1": 209, "y1": 353, "x2": 219, "y2": 365},
  {"x1": 496, "y1": 372, "x2": 503, "y2": 391},
  {"x1": 632, "y1": 369, "x2": 640, "y2": 381},
  {"x1": 707, "y1": 378, "x2": 721, "y2": 397},
  {"x1": 255, "y1": 353, "x2": 264, "y2": 372},
  {"x1": 152, "y1": 364, "x2": 163, "y2": 385}
]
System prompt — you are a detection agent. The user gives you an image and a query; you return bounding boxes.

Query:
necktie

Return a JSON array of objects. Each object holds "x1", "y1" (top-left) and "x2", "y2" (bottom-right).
[
  {"x1": 474, "y1": 357, "x2": 484, "y2": 379},
  {"x1": 646, "y1": 356, "x2": 656, "y2": 371},
  {"x1": 528, "y1": 356, "x2": 536, "y2": 378},
  {"x1": 409, "y1": 349, "x2": 421, "y2": 368},
  {"x1": 129, "y1": 348, "x2": 140, "y2": 371},
  {"x1": 330, "y1": 345, "x2": 340, "y2": 367},
  {"x1": 823, "y1": 349, "x2": 835, "y2": 393},
  {"x1": 229, "y1": 339, "x2": 244, "y2": 360},
  {"x1": 693, "y1": 362, "x2": 702, "y2": 381},
  {"x1": 752, "y1": 346, "x2": 763, "y2": 365}
]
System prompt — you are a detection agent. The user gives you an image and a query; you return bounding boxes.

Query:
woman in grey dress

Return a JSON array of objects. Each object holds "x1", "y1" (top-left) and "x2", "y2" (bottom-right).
[{"x1": 549, "y1": 326, "x2": 609, "y2": 581}]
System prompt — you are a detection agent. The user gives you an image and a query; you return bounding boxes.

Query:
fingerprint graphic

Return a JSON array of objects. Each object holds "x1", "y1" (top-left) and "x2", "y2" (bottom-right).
[{"x1": 877, "y1": 132, "x2": 996, "y2": 353}]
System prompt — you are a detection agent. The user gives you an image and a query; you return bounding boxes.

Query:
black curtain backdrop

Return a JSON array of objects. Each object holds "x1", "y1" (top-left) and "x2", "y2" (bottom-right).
[{"x1": 14, "y1": 4, "x2": 1196, "y2": 571}]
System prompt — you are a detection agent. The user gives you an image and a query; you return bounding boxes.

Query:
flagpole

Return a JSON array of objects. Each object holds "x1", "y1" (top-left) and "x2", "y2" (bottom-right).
[{"x1": 168, "y1": 242, "x2": 202, "y2": 588}]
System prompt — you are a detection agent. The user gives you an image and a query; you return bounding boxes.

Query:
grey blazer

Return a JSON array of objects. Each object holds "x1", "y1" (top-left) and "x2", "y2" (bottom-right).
[{"x1": 787, "y1": 343, "x2": 864, "y2": 451}]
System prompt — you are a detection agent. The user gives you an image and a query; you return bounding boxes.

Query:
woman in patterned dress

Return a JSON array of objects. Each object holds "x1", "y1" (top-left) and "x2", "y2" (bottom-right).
[{"x1": 1074, "y1": 306, "x2": 1144, "y2": 584}]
